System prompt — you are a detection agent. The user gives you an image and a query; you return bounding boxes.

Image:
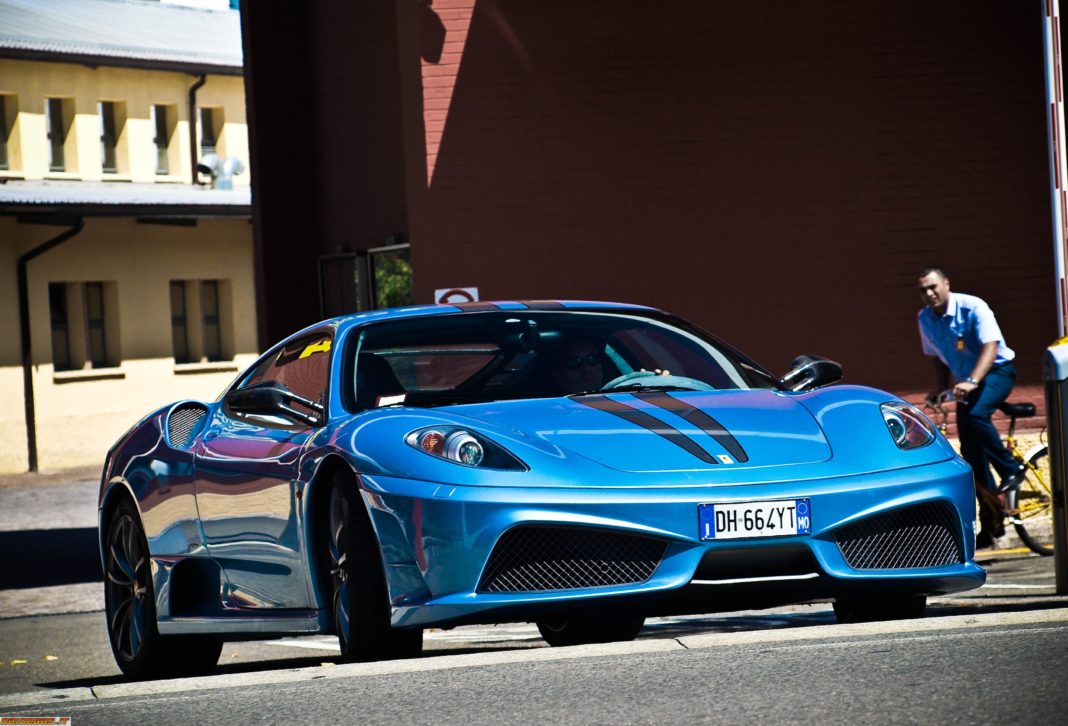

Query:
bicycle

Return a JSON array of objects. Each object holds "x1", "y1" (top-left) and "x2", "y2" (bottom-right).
[{"x1": 921, "y1": 392, "x2": 1053, "y2": 556}]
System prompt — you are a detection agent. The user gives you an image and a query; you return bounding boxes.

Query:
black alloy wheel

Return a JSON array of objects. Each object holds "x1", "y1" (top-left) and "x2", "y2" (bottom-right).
[
  {"x1": 104, "y1": 499, "x2": 221, "y2": 678},
  {"x1": 106, "y1": 503, "x2": 152, "y2": 667},
  {"x1": 328, "y1": 482, "x2": 352, "y2": 648},
  {"x1": 326, "y1": 470, "x2": 422, "y2": 661}
]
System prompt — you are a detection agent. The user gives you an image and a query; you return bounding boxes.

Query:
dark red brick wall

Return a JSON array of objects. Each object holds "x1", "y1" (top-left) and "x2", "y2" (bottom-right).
[
  {"x1": 241, "y1": 0, "x2": 322, "y2": 345},
  {"x1": 245, "y1": 1, "x2": 1058, "y2": 395},
  {"x1": 304, "y1": 1, "x2": 417, "y2": 253},
  {"x1": 242, "y1": 0, "x2": 424, "y2": 344},
  {"x1": 411, "y1": 0, "x2": 1056, "y2": 391}
]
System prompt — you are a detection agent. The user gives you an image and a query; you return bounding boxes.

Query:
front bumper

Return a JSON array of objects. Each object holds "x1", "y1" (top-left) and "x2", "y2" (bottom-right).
[{"x1": 356, "y1": 456, "x2": 985, "y2": 628}]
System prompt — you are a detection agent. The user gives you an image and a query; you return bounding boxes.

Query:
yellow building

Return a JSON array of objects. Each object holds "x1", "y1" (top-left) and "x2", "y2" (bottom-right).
[{"x1": 0, "y1": 0, "x2": 257, "y2": 473}]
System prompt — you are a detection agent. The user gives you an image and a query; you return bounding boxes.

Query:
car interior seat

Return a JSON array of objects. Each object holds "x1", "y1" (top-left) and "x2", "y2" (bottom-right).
[{"x1": 355, "y1": 353, "x2": 406, "y2": 409}]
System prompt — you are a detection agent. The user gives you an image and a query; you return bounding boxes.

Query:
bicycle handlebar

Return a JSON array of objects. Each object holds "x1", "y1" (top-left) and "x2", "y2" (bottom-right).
[{"x1": 917, "y1": 390, "x2": 952, "y2": 434}]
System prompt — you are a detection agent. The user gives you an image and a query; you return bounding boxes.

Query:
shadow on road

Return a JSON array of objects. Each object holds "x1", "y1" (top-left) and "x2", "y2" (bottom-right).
[
  {"x1": 0, "y1": 529, "x2": 101, "y2": 588},
  {"x1": 43, "y1": 654, "x2": 337, "y2": 689}
]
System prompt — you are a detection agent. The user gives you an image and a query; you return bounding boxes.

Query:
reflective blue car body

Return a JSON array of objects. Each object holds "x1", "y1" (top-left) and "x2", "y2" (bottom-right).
[{"x1": 99, "y1": 301, "x2": 984, "y2": 649}]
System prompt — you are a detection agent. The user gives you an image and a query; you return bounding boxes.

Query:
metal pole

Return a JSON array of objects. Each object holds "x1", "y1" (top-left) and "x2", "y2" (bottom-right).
[
  {"x1": 188, "y1": 73, "x2": 207, "y2": 185},
  {"x1": 17, "y1": 219, "x2": 85, "y2": 472},
  {"x1": 1044, "y1": 1, "x2": 1068, "y2": 336},
  {"x1": 1043, "y1": 0, "x2": 1068, "y2": 591}
]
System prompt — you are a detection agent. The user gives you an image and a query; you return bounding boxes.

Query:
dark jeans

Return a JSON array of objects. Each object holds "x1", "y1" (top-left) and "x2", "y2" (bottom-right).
[{"x1": 956, "y1": 362, "x2": 1018, "y2": 490}]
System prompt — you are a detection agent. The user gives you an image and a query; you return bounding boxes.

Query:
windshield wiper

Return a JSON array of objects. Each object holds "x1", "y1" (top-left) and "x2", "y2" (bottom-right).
[
  {"x1": 571, "y1": 384, "x2": 695, "y2": 397},
  {"x1": 405, "y1": 395, "x2": 483, "y2": 408}
]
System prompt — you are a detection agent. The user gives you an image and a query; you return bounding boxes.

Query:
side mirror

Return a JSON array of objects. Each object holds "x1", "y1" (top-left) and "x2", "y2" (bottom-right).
[
  {"x1": 226, "y1": 380, "x2": 323, "y2": 426},
  {"x1": 780, "y1": 354, "x2": 843, "y2": 392}
]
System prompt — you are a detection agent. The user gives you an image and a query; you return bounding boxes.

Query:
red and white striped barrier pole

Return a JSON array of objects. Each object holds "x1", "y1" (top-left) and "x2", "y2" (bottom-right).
[{"x1": 1044, "y1": 0, "x2": 1068, "y2": 337}]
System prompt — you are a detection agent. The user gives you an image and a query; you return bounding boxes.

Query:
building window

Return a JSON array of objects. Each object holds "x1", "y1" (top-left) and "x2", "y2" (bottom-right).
[
  {"x1": 45, "y1": 98, "x2": 66, "y2": 172},
  {"x1": 200, "y1": 280, "x2": 222, "y2": 361},
  {"x1": 370, "y1": 243, "x2": 413, "y2": 309},
  {"x1": 170, "y1": 279, "x2": 231, "y2": 363},
  {"x1": 48, "y1": 281, "x2": 117, "y2": 370},
  {"x1": 199, "y1": 107, "x2": 219, "y2": 157},
  {"x1": 152, "y1": 104, "x2": 171, "y2": 175},
  {"x1": 317, "y1": 243, "x2": 413, "y2": 315},
  {"x1": 0, "y1": 94, "x2": 11, "y2": 171},
  {"x1": 49, "y1": 283, "x2": 71, "y2": 371},
  {"x1": 170, "y1": 281, "x2": 190, "y2": 363},
  {"x1": 84, "y1": 282, "x2": 108, "y2": 366},
  {"x1": 99, "y1": 101, "x2": 117, "y2": 174},
  {"x1": 318, "y1": 253, "x2": 364, "y2": 318}
]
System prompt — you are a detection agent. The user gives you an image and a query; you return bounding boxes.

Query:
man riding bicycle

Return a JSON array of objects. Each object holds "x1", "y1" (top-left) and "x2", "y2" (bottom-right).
[{"x1": 916, "y1": 268, "x2": 1026, "y2": 548}]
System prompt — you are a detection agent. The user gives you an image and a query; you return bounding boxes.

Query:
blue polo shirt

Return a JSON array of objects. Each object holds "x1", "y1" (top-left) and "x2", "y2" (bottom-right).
[{"x1": 917, "y1": 292, "x2": 1014, "y2": 381}]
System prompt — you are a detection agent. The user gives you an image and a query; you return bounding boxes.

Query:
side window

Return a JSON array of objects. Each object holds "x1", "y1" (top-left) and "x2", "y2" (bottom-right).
[{"x1": 233, "y1": 333, "x2": 333, "y2": 426}]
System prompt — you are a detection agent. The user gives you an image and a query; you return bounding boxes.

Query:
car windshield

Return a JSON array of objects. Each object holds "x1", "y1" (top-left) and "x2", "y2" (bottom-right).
[{"x1": 350, "y1": 310, "x2": 779, "y2": 409}]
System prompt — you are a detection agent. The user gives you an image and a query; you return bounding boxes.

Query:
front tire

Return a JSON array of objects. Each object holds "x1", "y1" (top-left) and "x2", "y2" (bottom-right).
[
  {"x1": 833, "y1": 594, "x2": 926, "y2": 624},
  {"x1": 104, "y1": 499, "x2": 221, "y2": 678},
  {"x1": 536, "y1": 615, "x2": 645, "y2": 647},
  {"x1": 326, "y1": 470, "x2": 422, "y2": 661}
]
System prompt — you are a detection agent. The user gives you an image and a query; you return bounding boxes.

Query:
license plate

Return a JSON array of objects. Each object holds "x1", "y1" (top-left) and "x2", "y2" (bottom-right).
[{"x1": 698, "y1": 498, "x2": 811, "y2": 540}]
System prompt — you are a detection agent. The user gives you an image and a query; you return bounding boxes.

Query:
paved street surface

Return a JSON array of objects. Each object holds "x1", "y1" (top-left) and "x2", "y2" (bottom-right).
[
  {"x1": 0, "y1": 608, "x2": 1065, "y2": 724},
  {"x1": 1, "y1": 469, "x2": 1066, "y2": 722}
]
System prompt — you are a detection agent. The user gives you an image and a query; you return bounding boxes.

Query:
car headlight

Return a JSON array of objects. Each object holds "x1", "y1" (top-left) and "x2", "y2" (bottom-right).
[
  {"x1": 880, "y1": 402, "x2": 936, "y2": 450},
  {"x1": 405, "y1": 426, "x2": 526, "y2": 469}
]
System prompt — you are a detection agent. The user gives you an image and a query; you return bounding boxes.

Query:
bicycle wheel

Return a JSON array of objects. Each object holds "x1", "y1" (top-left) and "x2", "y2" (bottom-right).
[{"x1": 1005, "y1": 446, "x2": 1053, "y2": 556}]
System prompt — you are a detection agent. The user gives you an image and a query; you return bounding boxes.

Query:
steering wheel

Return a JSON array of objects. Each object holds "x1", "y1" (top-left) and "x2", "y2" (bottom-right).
[{"x1": 599, "y1": 370, "x2": 714, "y2": 391}]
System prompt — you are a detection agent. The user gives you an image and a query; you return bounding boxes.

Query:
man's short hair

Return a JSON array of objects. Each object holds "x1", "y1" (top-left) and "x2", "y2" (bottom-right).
[{"x1": 918, "y1": 267, "x2": 947, "y2": 280}]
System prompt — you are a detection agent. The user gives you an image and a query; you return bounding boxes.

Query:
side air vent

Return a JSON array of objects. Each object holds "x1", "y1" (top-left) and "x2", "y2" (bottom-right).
[
  {"x1": 167, "y1": 404, "x2": 209, "y2": 448},
  {"x1": 478, "y1": 525, "x2": 667, "y2": 593},
  {"x1": 834, "y1": 502, "x2": 963, "y2": 570}
]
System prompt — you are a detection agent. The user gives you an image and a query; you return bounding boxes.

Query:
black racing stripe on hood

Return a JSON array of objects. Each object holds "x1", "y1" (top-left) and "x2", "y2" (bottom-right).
[
  {"x1": 635, "y1": 391, "x2": 750, "y2": 463},
  {"x1": 574, "y1": 394, "x2": 719, "y2": 464}
]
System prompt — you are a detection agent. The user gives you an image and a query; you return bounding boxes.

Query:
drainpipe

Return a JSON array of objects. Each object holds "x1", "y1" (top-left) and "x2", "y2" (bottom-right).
[
  {"x1": 17, "y1": 219, "x2": 85, "y2": 472},
  {"x1": 188, "y1": 73, "x2": 207, "y2": 185}
]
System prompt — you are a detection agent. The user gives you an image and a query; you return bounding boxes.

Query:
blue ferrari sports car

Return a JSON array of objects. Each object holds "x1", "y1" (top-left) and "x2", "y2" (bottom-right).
[{"x1": 99, "y1": 301, "x2": 984, "y2": 677}]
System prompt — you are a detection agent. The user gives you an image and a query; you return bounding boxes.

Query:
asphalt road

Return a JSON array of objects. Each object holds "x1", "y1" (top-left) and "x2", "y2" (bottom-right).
[
  {"x1": 0, "y1": 610, "x2": 1065, "y2": 724},
  {"x1": 0, "y1": 551, "x2": 1065, "y2": 723},
  {"x1": 2, "y1": 475, "x2": 1066, "y2": 722}
]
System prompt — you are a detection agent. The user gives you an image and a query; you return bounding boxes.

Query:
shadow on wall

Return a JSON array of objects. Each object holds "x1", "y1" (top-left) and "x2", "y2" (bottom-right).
[{"x1": 413, "y1": 0, "x2": 1054, "y2": 390}]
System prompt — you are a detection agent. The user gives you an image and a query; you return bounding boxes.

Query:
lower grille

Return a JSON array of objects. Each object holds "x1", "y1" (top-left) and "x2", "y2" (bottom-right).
[
  {"x1": 834, "y1": 502, "x2": 963, "y2": 570},
  {"x1": 478, "y1": 526, "x2": 667, "y2": 593},
  {"x1": 167, "y1": 404, "x2": 209, "y2": 448}
]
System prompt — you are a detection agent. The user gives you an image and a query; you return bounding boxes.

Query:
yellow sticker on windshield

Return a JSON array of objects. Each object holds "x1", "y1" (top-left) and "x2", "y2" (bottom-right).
[{"x1": 300, "y1": 339, "x2": 331, "y2": 358}]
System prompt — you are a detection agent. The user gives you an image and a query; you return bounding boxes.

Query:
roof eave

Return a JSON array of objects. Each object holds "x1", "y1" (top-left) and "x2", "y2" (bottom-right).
[
  {"x1": 0, "y1": 203, "x2": 251, "y2": 218},
  {"x1": 0, "y1": 47, "x2": 243, "y2": 76}
]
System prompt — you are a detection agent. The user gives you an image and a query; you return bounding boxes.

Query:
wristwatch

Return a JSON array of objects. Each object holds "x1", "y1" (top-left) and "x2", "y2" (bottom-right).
[{"x1": 965, "y1": 376, "x2": 978, "y2": 385}]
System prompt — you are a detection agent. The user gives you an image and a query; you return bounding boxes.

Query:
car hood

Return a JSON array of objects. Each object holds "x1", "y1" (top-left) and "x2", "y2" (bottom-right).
[{"x1": 456, "y1": 389, "x2": 831, "y2": 473}]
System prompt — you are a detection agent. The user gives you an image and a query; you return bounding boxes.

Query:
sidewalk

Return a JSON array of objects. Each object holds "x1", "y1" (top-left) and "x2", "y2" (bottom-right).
[{"x1": 0, "y1": 468, "x2": 103, "y2": 619}]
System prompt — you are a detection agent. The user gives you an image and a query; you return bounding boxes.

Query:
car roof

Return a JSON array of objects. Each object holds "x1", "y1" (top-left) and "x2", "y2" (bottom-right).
[{"x1": 286, "y1": 300, "x2": 660, "y2": 341}]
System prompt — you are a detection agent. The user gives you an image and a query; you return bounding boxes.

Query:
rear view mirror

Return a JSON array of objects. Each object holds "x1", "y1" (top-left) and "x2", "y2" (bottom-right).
[
  {"x1": 780, "y1": 355, "x2": 843, "y2": 392},
  {"x1": 226, "y1": 380, "x2": 323, "y2": 426}
]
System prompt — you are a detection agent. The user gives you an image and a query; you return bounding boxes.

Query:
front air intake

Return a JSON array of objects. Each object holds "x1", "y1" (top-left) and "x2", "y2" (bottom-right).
[
  {"x1": 834, "y1": 502, "x2": 963, "y2": 570},
  {"x1": 477, "y1": 525, "x2": 667, "y2": 593},
  {"x1": 167, "y1": 404, "x2": 209, "y2": 448}
]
